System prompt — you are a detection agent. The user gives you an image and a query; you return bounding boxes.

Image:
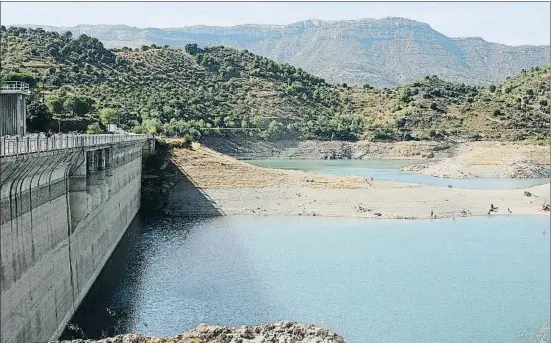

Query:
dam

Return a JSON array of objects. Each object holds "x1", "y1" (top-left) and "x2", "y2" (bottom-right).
[{"x1": 0, "y1": 132, "x2": 154, "y2": 343}]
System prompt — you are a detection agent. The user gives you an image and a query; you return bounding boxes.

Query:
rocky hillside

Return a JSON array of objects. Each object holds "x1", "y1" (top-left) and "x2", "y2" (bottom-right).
[
  {"x1": 1, "y1": 26, "x2": 549, "y2": 142},
  {"x1": 19, "y1": 18, "x2": 550, "y2": 87},
  {"x1": 51, "y1": 322, "x2": 346, "y2": 343}
]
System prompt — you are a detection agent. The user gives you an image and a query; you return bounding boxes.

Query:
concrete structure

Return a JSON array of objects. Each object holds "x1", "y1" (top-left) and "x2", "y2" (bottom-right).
[
  {"x1": 0, "y1": 82, "x2": 30, "y2": 137},
  {"x1": 0, "y1": 133, "x2": 154, "y2": 343}
]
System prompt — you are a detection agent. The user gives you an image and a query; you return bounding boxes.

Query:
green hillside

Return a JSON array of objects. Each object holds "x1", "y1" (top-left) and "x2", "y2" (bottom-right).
[
  {"x1": 19, "y1": 19, "x2": 551, "y2": 88},
  {"x1": 1, "y1": 26, "x2": 549, "y2": 142}
]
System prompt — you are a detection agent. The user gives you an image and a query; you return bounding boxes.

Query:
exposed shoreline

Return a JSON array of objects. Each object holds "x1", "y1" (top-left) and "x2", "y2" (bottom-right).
[
  {"x1": 401, "y1": 141, "x2": 550, "y2": 179},
  {"x1": 200, "y1": 136, "x2": 455, "y2": 160},
  {"x1": 200, "y1": 137, "x2": 550, "y2": 179},
  {"x1": 153, "y1": 141, "x2": 551, "y2": 220}
]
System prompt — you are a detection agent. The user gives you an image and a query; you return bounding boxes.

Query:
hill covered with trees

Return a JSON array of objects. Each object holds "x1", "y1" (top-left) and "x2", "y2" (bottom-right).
[
  {"x1": 1, "y1": 26, "x2": 549, "y2": 143},
  {"x1": 20, "y1": 18, "x2": 551, "y2": 88}
]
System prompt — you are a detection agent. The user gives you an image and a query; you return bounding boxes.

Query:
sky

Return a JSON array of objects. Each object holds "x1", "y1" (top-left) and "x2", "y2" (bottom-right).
[{"x1": 1, "y1": 2, "x2": 550, "y2": 46}]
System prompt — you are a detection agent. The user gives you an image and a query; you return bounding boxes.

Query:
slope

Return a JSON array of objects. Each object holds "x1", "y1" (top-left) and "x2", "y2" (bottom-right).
[
  {"x1": 16, "y1": 17, "x2": 551, "y2": 87},
  {"x1": 1, "y1": 26, "x2": 549, "y2": 143}
]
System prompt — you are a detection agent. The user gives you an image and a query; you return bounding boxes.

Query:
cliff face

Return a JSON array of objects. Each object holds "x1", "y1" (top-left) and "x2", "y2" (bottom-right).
[
  {"x1": 22, "y1": 18, "x2": 550, "y2": 87},
  {"x1": 51, "y1": 322, "x2": 346, "y2": 343}
]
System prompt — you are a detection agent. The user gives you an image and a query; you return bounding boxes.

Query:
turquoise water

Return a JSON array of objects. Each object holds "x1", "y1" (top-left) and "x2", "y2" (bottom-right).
[
  {"x1": 64, "y1": 215, "x2": 550, "y2": 343},
  {"x1": 246, "y1": 159, "x2": 550, "y2": 189}
]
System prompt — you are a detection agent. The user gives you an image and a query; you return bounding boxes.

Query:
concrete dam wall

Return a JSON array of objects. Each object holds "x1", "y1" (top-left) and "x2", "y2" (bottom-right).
[{"x1": 0, "y1": 135, "x2": 153, "y2": 343}]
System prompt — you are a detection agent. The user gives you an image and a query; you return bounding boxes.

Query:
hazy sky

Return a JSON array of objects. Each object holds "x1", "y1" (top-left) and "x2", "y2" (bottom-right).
[{"x1": 1, "y1": 2, "x2": 550, "y2": 46}]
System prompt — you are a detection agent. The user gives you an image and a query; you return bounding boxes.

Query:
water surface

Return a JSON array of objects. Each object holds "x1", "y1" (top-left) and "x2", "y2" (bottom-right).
[
  {"x1": 246, "y1": 159, "x2": 550, "y2": 189},
  {"x1": 63, "y1": 215, "x2": 550, "y2": 343}
]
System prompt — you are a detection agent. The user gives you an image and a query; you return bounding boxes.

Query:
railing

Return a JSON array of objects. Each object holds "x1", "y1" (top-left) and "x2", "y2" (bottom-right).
[
  {"x1": 0, "y1": 81, "x2": 30, "y2": 92},
  {"x1": 0, "y1": 133, "x2": 152, "y2": 157}
]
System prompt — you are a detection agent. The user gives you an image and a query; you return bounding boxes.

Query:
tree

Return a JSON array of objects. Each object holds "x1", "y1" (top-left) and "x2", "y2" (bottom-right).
[
  {"x1": 266, "y1": 120, "x2": 286, "y2": 140},
  {"x1": 47, "y1": 97, "x2": 64, "y2": 114},
  {"x1": 2, "y1": 71, "x2": 40, "y2": 87},
  {"x1": 60, "y1": 45, "x2": 71, "y2": 56},
  {"x1": 27, "y1": 102, "x2": 53, "y2": 132},
  {"x1": 99, "y1": 108, "x2": 118, "y2": 126},
  {"x1": 63, "y1": 96, "x2": 79, "y2": 115},
  {"x1": 489, "y1": 85, "x2": 496, "y2": 92},
  {"x1": 61, "y1": 31, "x2": 73, "y2": 41},
  {"x1": 86, "y1": 122, "x2": 103, "y2": 134},
  {"x1": 63, "y1": 95, "x2": 94, "y2": 116},
  {"x1": 47, "y1": 46, "x2": 58, "y2": 57}
]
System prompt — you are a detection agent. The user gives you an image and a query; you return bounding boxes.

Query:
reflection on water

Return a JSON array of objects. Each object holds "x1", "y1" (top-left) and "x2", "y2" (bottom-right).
[
  {"x1": 63, "y1": 215, "x2": 550, "y2": 343},
  {"x1": 246, "y1": 159, "x2": 550, "y2": 189}
]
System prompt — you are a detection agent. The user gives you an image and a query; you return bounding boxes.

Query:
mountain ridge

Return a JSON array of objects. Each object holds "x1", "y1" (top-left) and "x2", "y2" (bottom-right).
[{"x1": 12, "y1": 17, "x2": 549, "y2": 87}]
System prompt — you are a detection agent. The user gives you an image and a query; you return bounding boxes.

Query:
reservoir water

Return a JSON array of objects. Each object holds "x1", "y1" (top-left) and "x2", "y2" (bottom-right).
[
  {"x1": 63, "y1": 215, "x2": 550, "y2": 343},
  {"x1": 245, "y1": 159, "x2": 550, "y2": 189}
]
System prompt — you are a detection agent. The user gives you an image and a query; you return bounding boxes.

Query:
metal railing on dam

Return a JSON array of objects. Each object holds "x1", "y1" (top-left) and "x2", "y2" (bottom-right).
[
  {"x1": 0, "y1": 81, "x2": 31, "y2": 93},
  {"x1": 0, "y1": 133, "x2": 152, "y2": 157}
]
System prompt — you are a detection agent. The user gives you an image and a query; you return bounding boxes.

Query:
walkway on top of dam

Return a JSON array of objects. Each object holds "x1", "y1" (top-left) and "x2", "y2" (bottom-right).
[{"x1": 0, "y1": 133, "x2": 152, "y2": 158}]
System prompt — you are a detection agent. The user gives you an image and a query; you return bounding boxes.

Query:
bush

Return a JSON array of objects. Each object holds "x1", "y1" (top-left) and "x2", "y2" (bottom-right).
[
  {"x1": 86, "y1": 122, "x2": 103, "y2": 134},
  {"x1": 372, "y1": 124, "x2": 395, "y2": 141},
  {"x1": 99, "y1": 108, "x2": 118, "y2": 125}
]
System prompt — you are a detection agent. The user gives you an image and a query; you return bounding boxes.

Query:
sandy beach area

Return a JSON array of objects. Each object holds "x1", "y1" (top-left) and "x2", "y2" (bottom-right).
[{"x1": 163, "y1": 142, "x2": 550, "y2": 219}]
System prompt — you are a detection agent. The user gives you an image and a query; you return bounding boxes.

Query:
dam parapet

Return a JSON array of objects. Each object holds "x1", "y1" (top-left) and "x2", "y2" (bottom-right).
[
  {"x1": 1, "y1": 133, "x2": 152, "y2": 158},
  {"x1": 0, "y1": 133, "x2": 153, "y2": 343}
]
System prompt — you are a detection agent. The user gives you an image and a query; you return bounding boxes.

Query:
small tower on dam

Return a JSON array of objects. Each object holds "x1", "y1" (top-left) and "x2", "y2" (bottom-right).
[{"x1": 1, "y1": 81, "x2": 30, "y2": 136}]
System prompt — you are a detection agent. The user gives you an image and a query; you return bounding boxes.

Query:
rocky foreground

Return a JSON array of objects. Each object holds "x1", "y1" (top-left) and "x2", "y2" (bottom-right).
[{"x1": 52, "y1": 322, "x2": 346, "y2": 343}]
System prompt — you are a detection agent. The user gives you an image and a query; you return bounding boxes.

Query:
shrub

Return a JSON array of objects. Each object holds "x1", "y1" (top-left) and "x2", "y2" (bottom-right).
[
  {"x1": 86, "y1": 122, "x2": 103, "y2": 134},
  {"x1": 99, "y1": 108, "x2": 118, "y2": 126}
]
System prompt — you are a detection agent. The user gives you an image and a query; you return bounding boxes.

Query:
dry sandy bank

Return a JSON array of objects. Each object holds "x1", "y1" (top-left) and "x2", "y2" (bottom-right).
[
  {"x1": 163, "y1": 143, "x2": 550, "y2": 220},
  {"x1": 402, "y1": 141, "x2": 550, "y2": 179}
]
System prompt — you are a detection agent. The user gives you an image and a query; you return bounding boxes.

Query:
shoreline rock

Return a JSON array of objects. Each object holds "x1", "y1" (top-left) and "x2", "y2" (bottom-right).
[
  {"x1": 52, "y1": 322, "x2": 346, "y2": 343},
  {"x1": 199, "y1": 136, "x2": 454, "y2": 161}
]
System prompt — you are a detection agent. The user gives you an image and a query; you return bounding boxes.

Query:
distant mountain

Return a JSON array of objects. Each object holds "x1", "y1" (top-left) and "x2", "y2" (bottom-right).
[{"x1": 17, "y1": 18, "x2": 550, "y2": 87}]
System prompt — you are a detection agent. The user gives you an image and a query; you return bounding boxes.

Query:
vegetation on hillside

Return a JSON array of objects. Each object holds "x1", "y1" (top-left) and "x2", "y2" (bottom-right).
[
  {"x1": 19, "y1": 19, "x2": 551, "y2": 88},
  {"x1": 1, "y1": 26, "x2": 549, "y2": 143}
]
